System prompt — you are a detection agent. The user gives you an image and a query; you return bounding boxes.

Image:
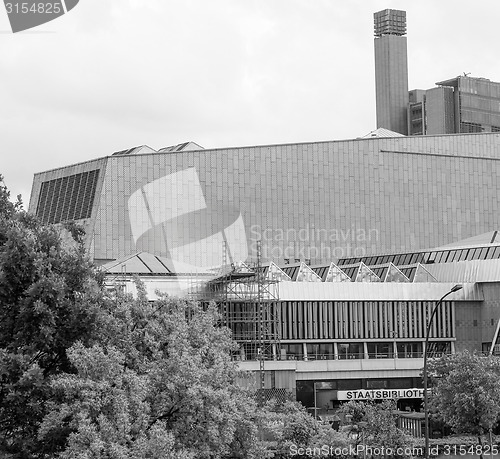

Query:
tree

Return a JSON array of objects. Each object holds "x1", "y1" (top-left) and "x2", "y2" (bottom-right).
[
  {"x1": 340, "y1": 399, "x2": 413, "y2": 458},
  {"x1": 0, "y1": 174, "x2": 104, "y2": 456},
  {"x1": 427, "y1": 350, "x2": 500, "y2": 452},
  {"x1": 0, "y1": 174, "x2": 22, "y2": 219},
  {"x1": 269, "y1": 400, "x2": 348, "y2": 459},
  {"x1": 39, "y1": 287, "x2": 268, "y2": 458}
]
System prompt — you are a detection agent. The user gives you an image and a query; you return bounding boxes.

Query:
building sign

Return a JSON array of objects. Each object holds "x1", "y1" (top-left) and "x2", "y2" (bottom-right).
[{"x1": 337, "y1": 388, "x2": 424, "y2": 400}]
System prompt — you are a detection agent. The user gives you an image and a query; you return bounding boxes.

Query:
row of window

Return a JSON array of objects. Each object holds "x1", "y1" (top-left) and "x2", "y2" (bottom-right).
[
  {"x1": 338, "y1": 244, "x2": 500, "y2": 268},
  {"x1": 236, "y1": 341, "x2": 451, "y2": 361}
]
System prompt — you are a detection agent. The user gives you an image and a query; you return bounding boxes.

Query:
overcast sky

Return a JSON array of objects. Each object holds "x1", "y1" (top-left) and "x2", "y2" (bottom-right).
[{"x1": 1, "y1": 0, "x2": 500, "y2": 204}]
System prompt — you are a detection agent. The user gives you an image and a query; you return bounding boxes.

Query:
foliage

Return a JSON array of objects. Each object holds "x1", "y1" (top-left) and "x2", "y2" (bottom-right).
[
  {"x1": 0, "y1": 175, "x2": 104, "y2": 456},
  {"x1": 39, "y1": 288, "x2": 268, "y2": 458},
  {"x1": 340, "y1": 399, "x2": 413, "y2": 458},
  {"x1": 427, "y1": 350, "x2": 500, "y2": 439},
  {"x1": 269, "y1": 400, "x2": 348, "y2": 459},
  {"x1": 0, "y1": 174, "x2": 22, "y2": 219}
]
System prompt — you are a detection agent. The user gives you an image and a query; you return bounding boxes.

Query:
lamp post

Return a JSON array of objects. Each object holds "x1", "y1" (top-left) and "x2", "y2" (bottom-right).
[
  {"x1": 423, "y1": 284, "x2": 463, "y2": 459},
  {"x1": 313, "y1": 382, "x2": 318, "y2": 420},
  {"x1": 358, "y1": 421, "x2": 368, "y2": 459}
]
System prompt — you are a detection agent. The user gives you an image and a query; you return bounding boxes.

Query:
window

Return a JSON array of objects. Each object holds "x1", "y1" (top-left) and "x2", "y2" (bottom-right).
[
  {"x1": 458, "y1": 250, "x2": 469, "y2": 262},
  {"x1": 367, "y1": 379, "x2": 388, "y2": 389},
  {"x1": 36, "y1": 169, "x2": 100, "y2": 224},
  {"x1": 281, "y1": 344, "x2": 304, "y2": 360},
  {"x1": 367, "y1": 342, "x2": 393, "y2": 359},
  {"x1": 492, "y1": 246, "x2": 500, "y2": 259},
  {"x1": 434, "y1": 252, "x2": 445, "y2": 263},
  {"x1": 338, "y1": 343, "x2": 362, "y2": 360},
  {"x1": 397, "y1": 342, "x2": 423, "y2": 358},
  {"x1": 307, "y1": 343, "x2": 334, "y2": 360},
  {"x1": 427, "y1": 341, "x2": 451, "y2": 357},
  {"x1": 479, "y1": 247, "x2": 489, "y2": 259}
]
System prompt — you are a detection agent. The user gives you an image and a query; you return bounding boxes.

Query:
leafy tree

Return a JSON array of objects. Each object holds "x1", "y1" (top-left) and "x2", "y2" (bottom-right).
[
  {"x1": 39, "y1": 287, "x2": 268, "y2": 458},
  {"x1": 340, "y1": 399, "x2": 413, "y2": 458},
  {"x1": 269, "y1": 399, "x2": 348, "y2": 459},
  {"x1": 0, "y1": 175, "x2": 104, "y2": 456},
  {"x1": 427, "y1": 350, "x2": 500, "y2": 452},
  {"x1": 0, "y1": 174, "x2": 22, "y2": 219}
]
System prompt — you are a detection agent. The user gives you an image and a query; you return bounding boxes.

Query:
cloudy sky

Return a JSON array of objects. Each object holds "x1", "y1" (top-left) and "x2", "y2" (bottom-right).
[{"x1": 1, "y1": 0, "x2": 499, "y2": 204}]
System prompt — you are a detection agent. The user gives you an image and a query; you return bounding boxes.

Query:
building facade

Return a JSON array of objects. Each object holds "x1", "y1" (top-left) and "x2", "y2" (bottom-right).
[
  {"x1": 102, "y1": 233, "x2": 500, "y2": 416},
  {"x1": 409, "y1": 76, "x2": 500, "y2": 136},
  {"x1": 29, "y1": 133, "x2": 500, "y2": 273}
]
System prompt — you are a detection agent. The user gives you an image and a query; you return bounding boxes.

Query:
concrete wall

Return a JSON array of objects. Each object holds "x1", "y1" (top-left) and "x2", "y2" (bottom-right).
[{"x1": 374, "y1": 35, "x2": 409, "y2": 135}]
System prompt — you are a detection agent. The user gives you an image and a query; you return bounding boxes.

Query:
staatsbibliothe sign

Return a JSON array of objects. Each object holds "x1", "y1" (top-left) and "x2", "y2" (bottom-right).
[{"x1": 337, "y1": 388, "x2": 425, "y2": 400}]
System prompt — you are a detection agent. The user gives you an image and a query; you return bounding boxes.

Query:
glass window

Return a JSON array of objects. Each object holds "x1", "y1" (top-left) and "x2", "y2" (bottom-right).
[
  {"x1": 307, "y1": 343, "x2": 334, "y2": 360},
  {"x1": 425, "y1": 252, "x2": 436, "y2": 264},
  {"x1": 387, "y1": 378, "x2": 413, "y2": 389},
  {"x1": 401, "y1": 254, "x2": 412, "y2": 265},
  {"x1": 485, "y1": 247, "x2": 495, "y2": 260},
  {"x1": 442, "y1": 251, "x2": 451, "y2": 262},
  {"x1": 479, "y1": 247, "x2": 489, "y2": 259},
  {"x1": 367, "y1": 342, "x2": 393, "y2": 359},
  {"x1": 337, "y1": 379, "x2": 362, "y2": 390},
  {"x1": 281, "y1": 344, "x2": 304, "y2": 360},
  {"x1": 338, "y1": 343, "x2": 363, "y2": 360},
  {"x1": 409, "y1": 253, "x2": 420, "y2": 264},
  {"x1": 458, "y1": 249, "x2": 469, "y2": 261},
  {"x1": 492, "y1": 246, "x2": 500, "y2": 259},
  {"x1": 471, "y1": 248, "x2": 482, "y2": 260},
  {"x1": 427, "y1": 341, "x2": 451, "y2": 358},
  {"x1": 367, "y1": 379, "x2": 388, "y2": 389},
  {"x1": 397, "y1": 342, "x2": 423, "y2": 358},
  {"x1": 434, "y1": 252, "x2": 445, "y2": 263}
]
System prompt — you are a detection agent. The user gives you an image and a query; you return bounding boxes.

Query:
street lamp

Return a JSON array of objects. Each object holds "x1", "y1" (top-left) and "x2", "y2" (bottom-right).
[
  {"x1": 423, "y1": 284, "x2": 463, "y2": 459},
  {"x1": 313, "y1": 382, "x2": 318, "y2": 420}
]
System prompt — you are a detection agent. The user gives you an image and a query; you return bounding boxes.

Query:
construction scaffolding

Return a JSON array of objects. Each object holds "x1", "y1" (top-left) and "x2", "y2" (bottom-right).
[{"x1": 201, "y1": 242, "x2": 281, "y2": 400}]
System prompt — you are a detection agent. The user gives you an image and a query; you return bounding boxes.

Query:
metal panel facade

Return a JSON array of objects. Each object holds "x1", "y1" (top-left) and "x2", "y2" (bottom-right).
[{"x1": 29, "y1": 133, "x2": 500, "y2": 269}]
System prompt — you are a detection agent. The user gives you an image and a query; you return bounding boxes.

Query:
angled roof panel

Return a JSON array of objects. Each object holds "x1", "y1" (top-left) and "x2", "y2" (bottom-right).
[
  {"x1": 325, "y1": 263, "x2": 352, "y2": 282},
  {"x1": 267, "y1": 262, "x2": 291, "y2": 281},
  {"x1": 281, "y1": 263, "x2": 301, "y2": 281},
  {"x1": 355, "y1": 262, "x2": 381, "y2": 282},
  {"x1": 413, "y1": 263, "x2": 438, "y2": 282},
  {"x1": 384, "y1": 262, "x2": 410, "y2": 282},
  {"x1": 296, "y1": 262, "x2": 322, "y2": 282}
]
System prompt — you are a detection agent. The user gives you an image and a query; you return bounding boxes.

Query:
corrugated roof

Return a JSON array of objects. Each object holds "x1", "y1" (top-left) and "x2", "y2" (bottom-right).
[
  {"x1": 432, "y1": 231, "x2": 499, "y2": 250},
  {"x1": 278, "y1": 282, "x2": 482, "y2": 301},
  {"x1": 425, "y1": 258, "x2": 500, "y2": 283}
]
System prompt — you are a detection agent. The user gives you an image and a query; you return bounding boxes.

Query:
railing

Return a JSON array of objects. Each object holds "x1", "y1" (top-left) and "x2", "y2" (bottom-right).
[{"x1": 233, "y1": 352, "x2": 430, "y2": 361}]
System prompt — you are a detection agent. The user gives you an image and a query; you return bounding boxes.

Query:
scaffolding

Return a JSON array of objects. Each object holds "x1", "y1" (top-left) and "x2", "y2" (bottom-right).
[{"x1": 202, "y1": 241, "x2": 281, "y2": 400}]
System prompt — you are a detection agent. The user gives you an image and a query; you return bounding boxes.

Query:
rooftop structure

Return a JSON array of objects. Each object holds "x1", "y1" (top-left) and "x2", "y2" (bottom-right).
[{"x1": 374, "y1": 9, "x2": 407, "y2": 37}]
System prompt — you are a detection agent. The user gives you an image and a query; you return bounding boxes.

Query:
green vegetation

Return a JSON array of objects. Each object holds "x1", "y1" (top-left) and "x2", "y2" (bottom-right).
[{"x1": 426, "y1": 350, "x2": 500, "y2": 456}]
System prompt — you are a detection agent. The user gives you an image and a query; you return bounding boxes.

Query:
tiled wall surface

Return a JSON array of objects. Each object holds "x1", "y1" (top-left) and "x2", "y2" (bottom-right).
[{"x1": 29, "y1": 133, "x2": 500, "y2": 266}]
